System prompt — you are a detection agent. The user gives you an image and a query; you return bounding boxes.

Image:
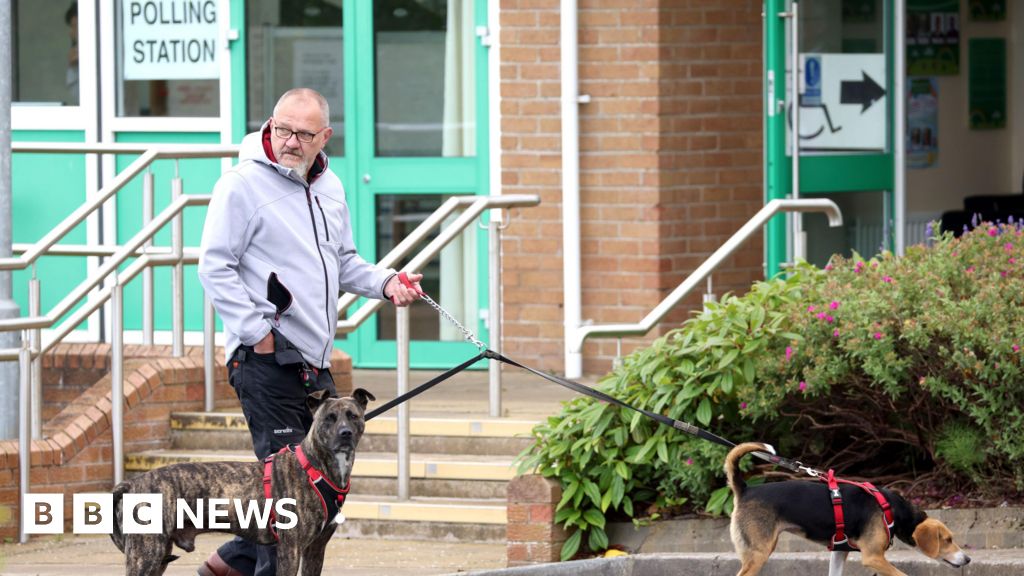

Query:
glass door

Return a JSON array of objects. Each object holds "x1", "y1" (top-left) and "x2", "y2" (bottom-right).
[
  {"x1": 345, "y1": 0, "x2": 490, "y2": 368},
  {"x1": 765, "y1": 0, "x2": 896, "y2": 273}
]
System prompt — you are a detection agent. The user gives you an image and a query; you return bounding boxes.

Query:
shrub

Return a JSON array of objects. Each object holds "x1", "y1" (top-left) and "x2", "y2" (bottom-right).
[{"x1": 519, "y1": 223, "x2": 1024, "y2": 560}]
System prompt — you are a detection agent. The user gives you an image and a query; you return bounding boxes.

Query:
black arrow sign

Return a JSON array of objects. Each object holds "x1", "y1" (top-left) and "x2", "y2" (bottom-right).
[{"x1": 840, "y1": 71, "x2": 886, "y2": 114}]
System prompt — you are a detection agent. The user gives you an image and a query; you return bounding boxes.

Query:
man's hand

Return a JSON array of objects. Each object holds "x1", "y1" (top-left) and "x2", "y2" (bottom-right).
[
  {"x1": 384, "y1": 272, "x2": 424, "y2": 307},
  {"x1": 254, "y1": 331, "x2": 275, "y2": 354}
]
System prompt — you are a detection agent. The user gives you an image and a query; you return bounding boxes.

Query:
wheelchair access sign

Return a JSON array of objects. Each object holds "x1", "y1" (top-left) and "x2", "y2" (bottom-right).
[{"x1": 790, "y1": 53, "x2": 887, "y2": 152}]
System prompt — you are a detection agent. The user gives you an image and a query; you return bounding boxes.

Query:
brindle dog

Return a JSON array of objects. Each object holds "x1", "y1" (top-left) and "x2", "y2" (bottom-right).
[{"x1": 110, "y1": 388, "x2": 374, "y2": 576}]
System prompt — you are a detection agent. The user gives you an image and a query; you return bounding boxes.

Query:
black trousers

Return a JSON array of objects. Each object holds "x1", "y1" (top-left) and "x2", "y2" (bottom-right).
[{"x1": 216, "y1": 346, "x2": 336, "y2": 576}]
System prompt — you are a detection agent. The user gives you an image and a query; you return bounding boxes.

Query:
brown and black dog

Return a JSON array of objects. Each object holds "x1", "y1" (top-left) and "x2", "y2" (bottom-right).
[
  {"x1": 725, "y1": 442, "x2": 971, "y2": 576},
  {"x1": 110, "y1": 388, "x2": 373, "y2": 576}
]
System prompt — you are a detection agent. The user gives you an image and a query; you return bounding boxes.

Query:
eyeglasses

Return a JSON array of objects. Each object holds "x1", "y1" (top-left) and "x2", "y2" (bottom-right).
[{"x1": 272, "y1": 124, "x2": 327, "y2": 143}]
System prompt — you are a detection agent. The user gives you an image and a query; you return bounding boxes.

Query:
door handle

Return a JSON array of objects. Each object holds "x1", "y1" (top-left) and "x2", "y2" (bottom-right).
[{"x1": 362, "y1": 174, "x2": 372, "y2": 184}]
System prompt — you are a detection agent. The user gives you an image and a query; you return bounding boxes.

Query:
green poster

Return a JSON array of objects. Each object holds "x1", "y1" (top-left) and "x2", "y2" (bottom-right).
[
  {"x1": 907, "y1": 0, "x2": 960, "y2": 75},
  {"x1": 970, "y1": 0, "x2": 1006, "y2": 21},
  {"x1": 968, "y1": 38, "x2": 1006, "y2": 129}
]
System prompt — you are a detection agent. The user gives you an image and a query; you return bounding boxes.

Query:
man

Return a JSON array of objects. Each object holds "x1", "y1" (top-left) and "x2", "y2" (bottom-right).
[{"x1": 198, "y1": 88, "x2": 422, "y2": 576}]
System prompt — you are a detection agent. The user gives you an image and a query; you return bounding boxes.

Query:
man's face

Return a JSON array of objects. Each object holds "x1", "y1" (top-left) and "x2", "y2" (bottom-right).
[{"x1": 270, "y1": 97, "x2": 332, "y2": 177}]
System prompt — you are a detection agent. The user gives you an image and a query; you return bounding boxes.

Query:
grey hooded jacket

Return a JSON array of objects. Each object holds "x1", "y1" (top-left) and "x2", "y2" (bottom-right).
[{"x1": 198, "y1": 123, "x2": 394, "y2": 368}]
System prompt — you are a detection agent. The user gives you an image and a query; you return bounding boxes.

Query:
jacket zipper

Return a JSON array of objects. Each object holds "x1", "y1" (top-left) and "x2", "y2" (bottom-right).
[
  {"x1": 315, "y1": 197, "x2": 330, "y2": 242},
  {"x1": 305, "y1": 187, "x2": 333, "y2": 368}
]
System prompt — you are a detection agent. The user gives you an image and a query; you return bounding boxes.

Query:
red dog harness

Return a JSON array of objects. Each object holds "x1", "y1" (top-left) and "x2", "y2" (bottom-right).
[
  {"x1": 823, "y1": 469, "x2": 894, "y2": 551},
  {"x1": 262, "y1": 444, "x2": 350, "y2": 540}
]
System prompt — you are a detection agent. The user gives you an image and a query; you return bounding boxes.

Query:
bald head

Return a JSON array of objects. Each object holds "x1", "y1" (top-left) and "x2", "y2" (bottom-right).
[{"x1": 274, "y1": 88, "x2": 330, "y2": 127}]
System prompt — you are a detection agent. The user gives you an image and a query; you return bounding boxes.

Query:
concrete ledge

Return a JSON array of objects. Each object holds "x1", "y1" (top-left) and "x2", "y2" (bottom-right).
[{"x1": 462, "y1": 550, "x2": 1024, "y2": 576}]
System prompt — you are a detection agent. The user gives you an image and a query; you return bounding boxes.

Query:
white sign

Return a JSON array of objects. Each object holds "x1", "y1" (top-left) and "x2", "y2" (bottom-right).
[
  {"x1": 122, "y1": 0, "x2": 219, "y2": 80},
  {"x1": 791, "y1": 53, "x2": 887, "y2": 152}
]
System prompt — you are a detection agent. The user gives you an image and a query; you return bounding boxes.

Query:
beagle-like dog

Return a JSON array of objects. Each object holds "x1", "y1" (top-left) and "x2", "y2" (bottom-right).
[{"x1": 725, "y1": 442, "x2": 971, "y2": 576}]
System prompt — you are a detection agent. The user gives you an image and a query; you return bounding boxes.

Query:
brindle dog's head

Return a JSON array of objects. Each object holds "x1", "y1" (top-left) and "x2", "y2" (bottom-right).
[{"x1": 305, "y1": 388, "x2": 375, "y2": 458}]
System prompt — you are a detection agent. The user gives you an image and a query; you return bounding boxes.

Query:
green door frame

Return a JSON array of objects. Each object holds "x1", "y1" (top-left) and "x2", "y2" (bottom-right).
[
  {"x1": 764, "y1": 0, "x2": 897, "y2": 276},
  {"x1": 339, "y1": 0, "x2": 491, "y2": 369}
]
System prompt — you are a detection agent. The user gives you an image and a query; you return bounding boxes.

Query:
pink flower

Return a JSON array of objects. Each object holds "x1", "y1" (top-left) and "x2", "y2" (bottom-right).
[
  {"x1": 1002, "y1": 271, "x2": 1008, "y2": 278},
  {"x1": 798, "y1": 381, "x2": 807, "y2": 392},
  {"x1": 1011, "y1": 258, "x2": 1017, "y2": 264},
  {"x1": 785, "y1": 346, "x2": 793, "y2": 361},
  {"x1": 807, "y1": 305, "x2": 816, "y2": 312},
  {"x1": 1005, "y1": 242, "x2": 1014, "y2": 252},
  {"x1": 739, "y1": 402, "x2": 748, "y2": 410},
  {"x1": 966, "y1": 266, "x2": 975, "y2": 274},
  {"x1": 686, "y1": 458, "x2": 694, "y2": 466},
  {"x1": 825, "y1": 315, "x2": 834, "y2": 323},
  {"x1": 1012, "y1": 344, "x2": 1020, "y2": 352},
  {"x1": 816, "y1": 312, "x2": 827, "y2": 320},
  {"x1": 854, "y1": 261, "x2": 865, "y2": 273},
  {"x1": 871, "y1": 262, "x2": 878, "y2": 268},
  {"x1": 833, "y1": 329, "x2": 840, "y2": 338},
  {"x1": 882, "y1": 276, "x2": 893, "y2": 283},
  {"x1": 829, "y1": 301, "x2": 840, "y2": 310},
  {"x1": 825, "y1": 264, "x2": 834, "y2": 271},
  {"x1": 989, "y1": 227, "x2": 999, "y2": 237},
  {"x1": 873, "y1": 332, "x2": 884, "y2": 340}
]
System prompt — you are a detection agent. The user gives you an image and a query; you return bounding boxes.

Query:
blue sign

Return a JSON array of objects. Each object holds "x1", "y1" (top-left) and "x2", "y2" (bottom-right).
[{"x1": 804, "y1": 55, "x2": 822, "y2": 106}]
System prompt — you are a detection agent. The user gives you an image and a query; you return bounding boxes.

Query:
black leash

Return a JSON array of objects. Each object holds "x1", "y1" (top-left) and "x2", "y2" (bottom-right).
[
  {"x1": 369, "y1": 273, "x2": 814, "y2": 475},
  {"x1": 364, "y1": 351, "x2": 487, "y2": 421}
]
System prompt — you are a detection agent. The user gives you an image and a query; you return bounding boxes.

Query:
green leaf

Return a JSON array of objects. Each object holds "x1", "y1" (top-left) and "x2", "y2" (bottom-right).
[
  {"x1": 601, "y1": 487, "x2": 613, "y2": 512},
  {"x1": 656, "y1": 440, "x2": 669, "y2": 463},
  {"x1": 614, "y1": 461, "x2": 630, "y2": 479},
  {"x1": 696, "y1": 397, "x2": 712, "y2": 426},
  {"x1": 588, "y1": 526, "x2": 609, "y2": 552},
  {"x1": 718, "y1": 348, "x2": 740, "y2": 370},
  {"x1": 778, "y1": 331, "x2": 804, "y2": 341},
  {"x1": 742, "y1": 358, "x2": 755, "y2": 387},
  {"x1": 558, "y1": 480, "x2": 579, "y2": 509},
  {"x1": 583, "y1": 480, "x2": 603, "y2": 508},
  {"x1": 582, "y1": 508, "x2": 606, "y2": 529},
  {"x1": 560, "y1": 529, "x2": 582, "y2": 561},
  {"x1": 611, "y1": 475, "x2": 625, "y2": 507}
]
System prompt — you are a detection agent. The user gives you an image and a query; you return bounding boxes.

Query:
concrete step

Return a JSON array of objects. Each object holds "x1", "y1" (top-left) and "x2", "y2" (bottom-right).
[
  {"x1": 125, "y1": 449, "x2": 517, "y2": 499},
  {"x1": 336, "y1": 497, "x2": 507, "y2": 543},
  {"x1": 169, "y1": 412, "x2": 537, "y2": 456}
]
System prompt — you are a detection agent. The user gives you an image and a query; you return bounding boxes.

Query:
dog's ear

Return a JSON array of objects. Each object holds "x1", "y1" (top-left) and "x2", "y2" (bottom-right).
[
  {"x1": 912, "y1": 518, "x2": 942, "y2": 558},
  {"x1": 306, "y1": 389, "x2": 331, "y2": 415},
  {"x1": 350, "y1": 388, "x2": 376, "y2": 411}
]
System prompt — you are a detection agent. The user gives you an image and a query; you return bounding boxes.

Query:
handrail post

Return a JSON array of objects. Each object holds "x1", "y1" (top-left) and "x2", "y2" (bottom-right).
[
  {"x1": 487, "y1": 216, "x2": 502, "y2": 418},
  {"x1": 29, "y1": 269, "x2": 40, "y2": 439},
  {"x1": 396, "y1": 305, "x2": 410, "y2": 501},
  {"x1": 171, "y1": 167, "x2": 184, "y2": 357},
  {"x1": 111, "y1": 274, "x2": 124, "y2": 485},
  {"x1": 18, "y1": 331, "x2": 30, "y2": 544},
  {"x1": 142, "y1": 170, "x2": 154, "y2": 346},
  {"x1": 203, "y1": 294, "x2": 215, "y2": 412}
]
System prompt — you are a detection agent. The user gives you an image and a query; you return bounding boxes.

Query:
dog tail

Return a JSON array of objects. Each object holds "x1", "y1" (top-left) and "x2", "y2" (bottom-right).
[
  {"x1": 109, "y1": 481, "x2": 129, "y2": 553},
  {"x1": 724, "y1": 442, "x2": 773, "y2": 500}
]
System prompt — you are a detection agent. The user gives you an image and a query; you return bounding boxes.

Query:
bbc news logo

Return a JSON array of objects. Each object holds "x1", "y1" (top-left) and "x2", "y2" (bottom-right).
[{"x1": 22, "y1": 493, "x2": 298, "y2": 534}]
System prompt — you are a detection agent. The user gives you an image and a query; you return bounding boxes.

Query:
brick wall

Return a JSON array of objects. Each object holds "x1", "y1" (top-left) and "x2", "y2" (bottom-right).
[
  {"x1": 500, "y1": 1, "x2": 764, "y2": 375},
  {"x1": 0, "y1": 344, "x2": 353, "y2": 539},
  {"x1": 507, "y1": 474, "x2": 568, "y2": 566}
]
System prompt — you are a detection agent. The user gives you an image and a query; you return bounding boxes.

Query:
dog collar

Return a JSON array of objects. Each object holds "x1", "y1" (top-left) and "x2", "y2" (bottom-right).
[{"x1": 262, "y1": 444, "x2": 351, "y2": 540}]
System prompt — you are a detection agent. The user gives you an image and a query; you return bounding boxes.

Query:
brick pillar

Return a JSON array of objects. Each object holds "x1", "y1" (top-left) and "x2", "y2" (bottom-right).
[{"x1": 507, "y1": 474, "x2": 568, "y2": 567}]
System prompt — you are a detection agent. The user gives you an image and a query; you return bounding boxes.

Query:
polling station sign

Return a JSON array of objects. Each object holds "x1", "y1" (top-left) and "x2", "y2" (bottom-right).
[{"x1": 122, "y1": 0, "x2": 219, "y2": 80}]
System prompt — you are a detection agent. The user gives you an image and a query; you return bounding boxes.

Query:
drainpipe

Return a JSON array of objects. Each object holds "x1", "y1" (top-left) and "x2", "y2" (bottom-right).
[
  {"x1": 562, "y1": 0, "x2": 583, "y2": 379},
  {"x1": 894, "y1": 0, "x2": 906, "y2": 255},
  {"x1": 0, "y1": 0, "x2": 22, "y2": 440}
]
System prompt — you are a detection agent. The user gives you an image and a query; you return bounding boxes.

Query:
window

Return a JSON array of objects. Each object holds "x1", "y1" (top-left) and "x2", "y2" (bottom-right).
[
  {"x1": 246, "y1": 0, "x2": 344, "y2": 155},
  {"x1": 12, "y1": 0, "x2": 80, "y2": 106},
  {"x1": 116, "y1": 0, "x2": 220, "y2": 117}
]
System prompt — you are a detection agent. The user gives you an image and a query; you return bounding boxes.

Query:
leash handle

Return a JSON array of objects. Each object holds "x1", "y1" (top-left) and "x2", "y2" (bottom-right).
[{"x1": 396, "y1": 271, "x2": 425, "y2": 296}]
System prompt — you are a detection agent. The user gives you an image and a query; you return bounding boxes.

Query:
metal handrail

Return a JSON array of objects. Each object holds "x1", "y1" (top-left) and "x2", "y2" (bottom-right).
[
  {"x1": 568, "y1": 199, "x2": 843, "y2": 353},
  {"x1": 336, "y1": 194, "x2": 541, "y2": 333},
  {"x1": 4, "y1": 143, "x2": 237, "y2": 272}
]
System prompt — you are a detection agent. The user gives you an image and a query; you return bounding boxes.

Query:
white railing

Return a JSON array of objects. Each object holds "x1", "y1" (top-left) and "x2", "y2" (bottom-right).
[{"x1": 567, "y1": 199, "x2": 843, "y2": 355}]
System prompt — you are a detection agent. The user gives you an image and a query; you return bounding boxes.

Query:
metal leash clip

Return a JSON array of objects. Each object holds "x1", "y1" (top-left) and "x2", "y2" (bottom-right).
[{"x1": 397, "y1": 272, "x2": 488, "y2": 352}]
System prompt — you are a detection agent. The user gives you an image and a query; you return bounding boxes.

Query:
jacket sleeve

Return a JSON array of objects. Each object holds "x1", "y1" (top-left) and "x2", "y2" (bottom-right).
[
  {"x1": 198, "y1": 172, "x2": 273, "y2": 346},
  {"x1": 334, "y1": 198, "x2": 395, "y2": 300}
]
